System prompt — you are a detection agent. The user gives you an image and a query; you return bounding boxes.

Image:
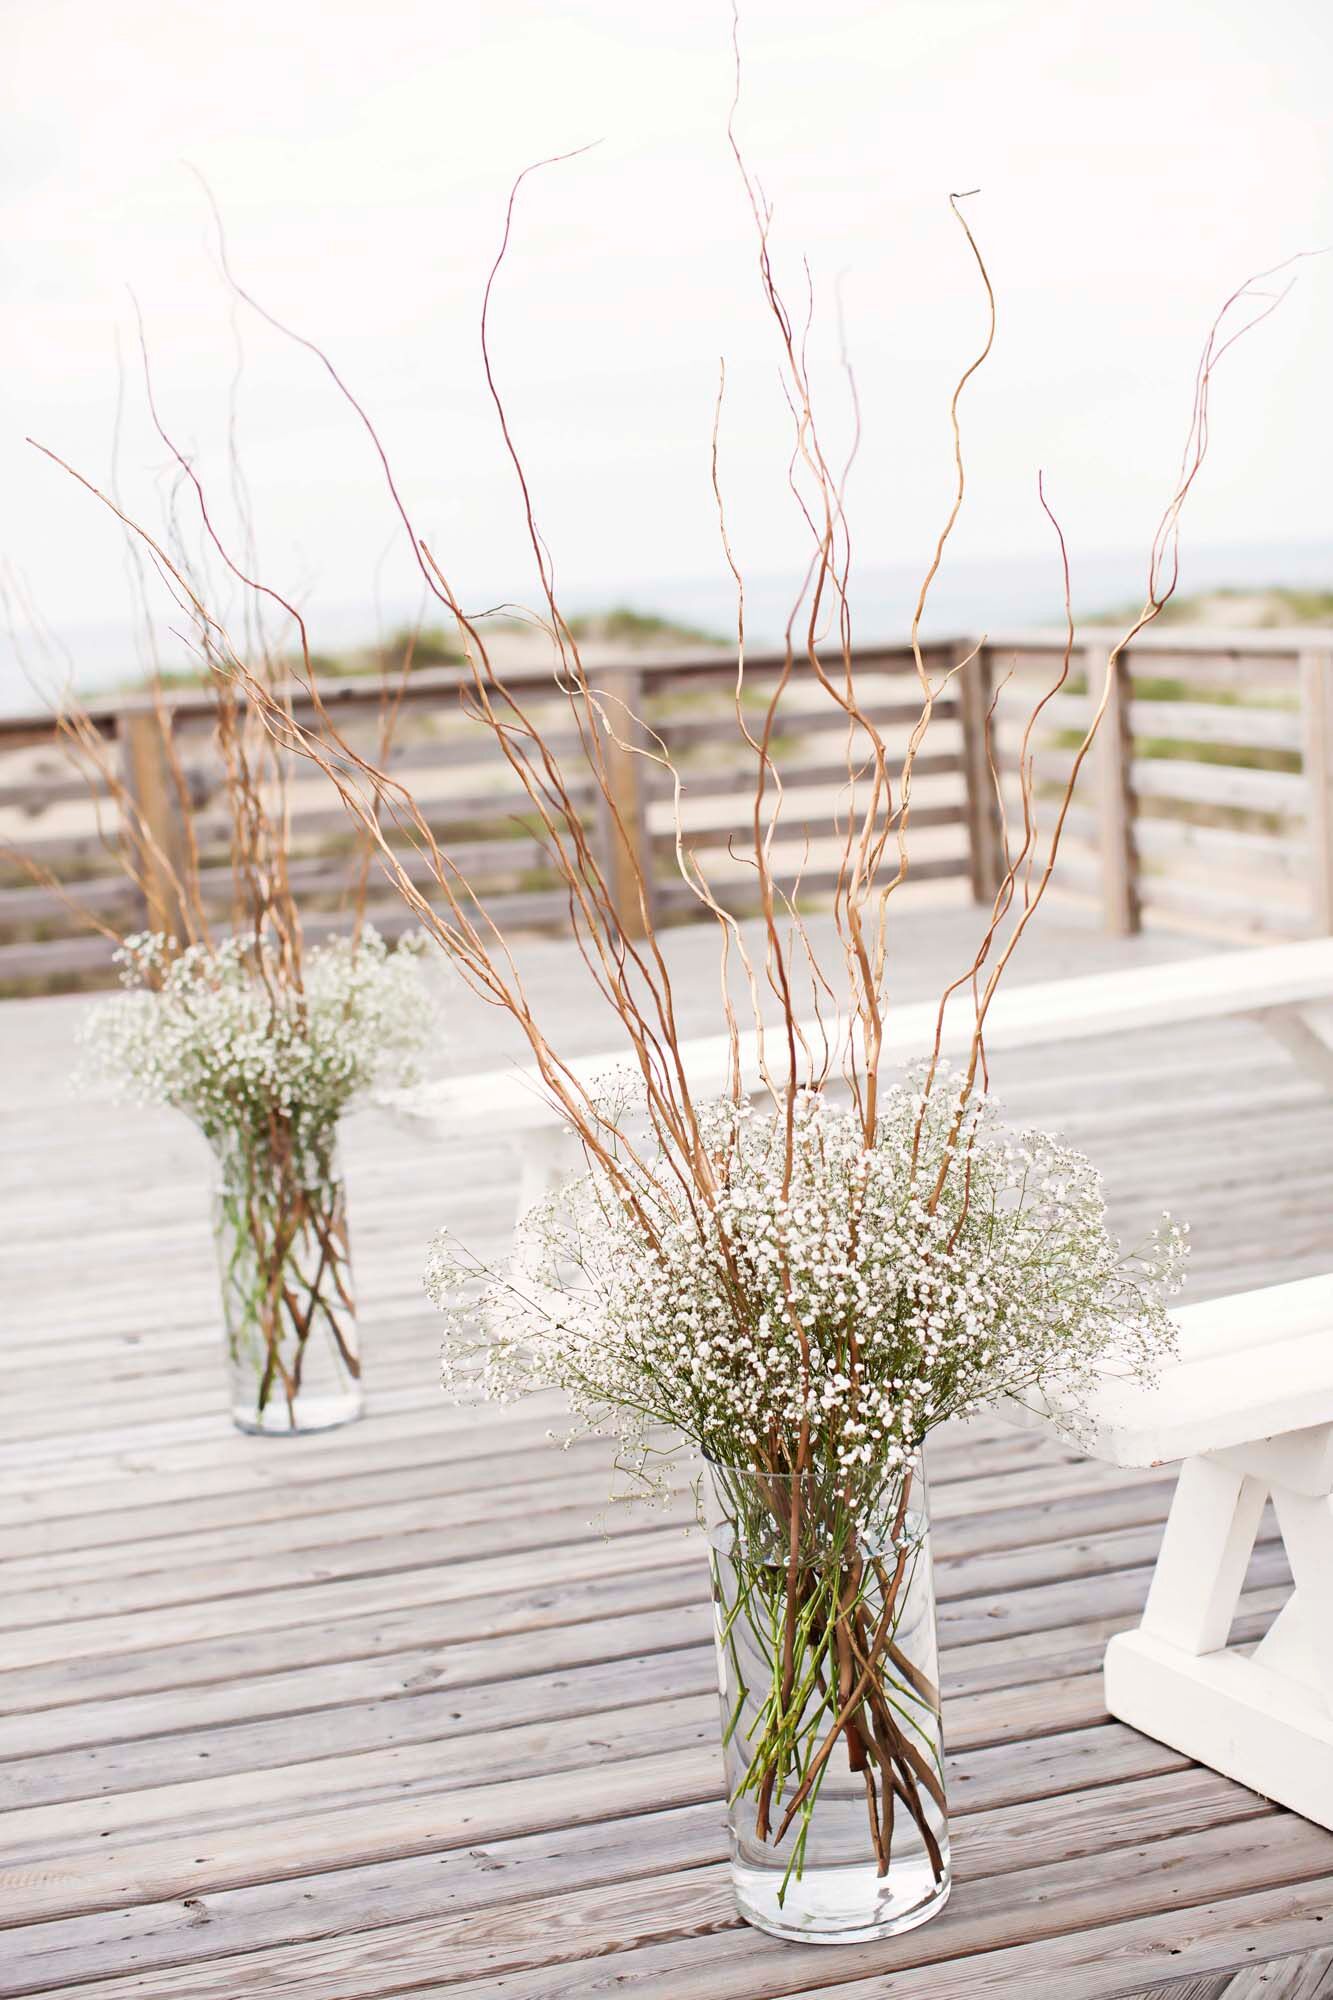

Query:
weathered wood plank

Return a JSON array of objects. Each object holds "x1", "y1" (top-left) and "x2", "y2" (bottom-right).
[
  {"x1": 0, "y1": 1540, "x2": 1286, "y2": 1740},
  {"x1": 3, "y1": 910, "x2": 1332, "y2": 1996},
  {"x1": 0, "y1": 1386, "x2": 570, "y2": 1483},
  {"x1": 0, "y1": 1541, "x2": 1176, "y2": 1733},
  {"x1": 0, "y1": 1655, "x2": 1105, "y2": 1819},
  {"x1": 0, "y1": 1564, "x2": 712, "y2": 1717},
  {"x1": 1303, "y1": 649, "x2": 1333, "y2": 934},
  {"x1": 0, "y1": 1440, "x2": 1176, "y2": 1608},
  {"x1": 11, "y1": 1502, "x2": 1247, "y2": 1685},
  {"x1": 0, "y1": 1495, "x2": 699, "y2": 1633},
  {"x1": 0, "y1": 1375, "x2": 1015, "y2": 1482},
  {"x1": 1130, "y1": 757, "x2": 1308, "y2": 816},
  {"x1": 0, "y1": 1712, "x2": 1205, "y2": 1927},
  {"x1": 1221, "y1": 1949, "x2": 1333, "y2": 1998},
  {"x1": 1135, "y1": 1950, "x2": 1333, "y2": 2000},
  {"x1": 994, "y1": 691, "x2": 1305, "y2": 755},
  {"x1": 0, "y1": 1604, "x2": 712, "y2": 1761},
  {"x1": 400, "y1": 1869, "x2": 1333, "y2": 2000},
  {"x1": 15, "y1": 1816, "x2": 1333, "y2": 2000},
  {"x1": 0, "y1": 1522, "x2": 700, "y2": 1674},
  {"x1": 1141, "y1": 877, "x2": 1309, "y2": 939},
  {"x1": 0, "y1": 1449, "x2": 1176, "y2": 1591},
  {"x1": 0, "y1": 1769, "x2": 1268, "y2": 1998},
  {"x1": 0, "y1": 1398, "x2": 1045, "y2": 1516},
  {"x1": 1126, "y1": 1980, "x2": 1234, "y2": 2000}
]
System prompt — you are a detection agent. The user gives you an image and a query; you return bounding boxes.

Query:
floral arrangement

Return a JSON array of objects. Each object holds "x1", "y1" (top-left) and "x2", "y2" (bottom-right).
[
  {"x1": 429, "y1": 1074, "x2": 1185, "y2": 1906},
  {"x1": 431, "y1": 1078, "x2": 1186, "y2": 1493},
  {"x1": 17, "y1": 330, "x2": 429, "y2": 1433},
  {"x1": 81, "y1": 925, "x2": 436, "y2": 1173},
  {"x1": 30, "y1": 46, "x2": 1284, "y2": 1929},
  {"x1": 80, "y1": 925, "x2": 435, "y2": 1431}
]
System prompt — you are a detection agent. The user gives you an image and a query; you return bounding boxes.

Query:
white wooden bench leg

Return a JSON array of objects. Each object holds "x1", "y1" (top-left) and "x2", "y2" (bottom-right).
[
  {"x1": 1105, "y1": 1426, "x2": 1333, "y2": 1829},
  {"x1": 1268, "y1": 1489, "x2": 1333, "y2": 1701},
  {"x1": 1137, "y1": 1457, "x2": 1266, "y2": 1655},
  {"x1": 1251, "y1": 1594, "x2": 1315, "y2": 1687},
  {"x1": 507, "y1": 1124, "x2": 581, "y2": 1293},
  {"x1": 515, "y1": 1124, "x2": 578, "y2": 1224},
  {"x1": 1250, "y1": 1002, "x2": 1333, "y2": 1094}
]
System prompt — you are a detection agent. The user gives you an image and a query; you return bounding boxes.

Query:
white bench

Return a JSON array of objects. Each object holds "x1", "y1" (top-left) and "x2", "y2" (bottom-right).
[
  {"x1": 1011, "y1": 1274, "x2": 1333, "y2": 1830},
  {"x1": 388, "y1": 938, "x2": 1333, "y2": 1226}
]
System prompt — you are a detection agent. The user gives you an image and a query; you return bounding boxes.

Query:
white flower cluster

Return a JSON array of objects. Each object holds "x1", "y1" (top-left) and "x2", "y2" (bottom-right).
[
  {"x1": 428, "y1": 1072, "x2": 1186, "y2": 1492},
  {"x1": 79, "y1": 926, "x2": 437, "y2": 1171}
]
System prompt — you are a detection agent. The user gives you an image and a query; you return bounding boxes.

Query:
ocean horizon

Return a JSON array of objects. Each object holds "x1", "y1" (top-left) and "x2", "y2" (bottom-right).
[{"x1": 3, "y1": 536, "x2": 1328, "y2": 715}]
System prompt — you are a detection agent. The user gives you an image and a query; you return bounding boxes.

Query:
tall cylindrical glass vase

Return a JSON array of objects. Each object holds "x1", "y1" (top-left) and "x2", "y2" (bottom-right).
[
  {"x1": 214, "y1": 1138, "x2": 362, "y2": 1436},
  {"x1": 704, "y1": 1452, "x2": 949, "y2": 1944}
]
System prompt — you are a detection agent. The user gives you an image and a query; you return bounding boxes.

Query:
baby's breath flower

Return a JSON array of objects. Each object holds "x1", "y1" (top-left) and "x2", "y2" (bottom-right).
[
  {"x1": 78, "y1": 926, "x2": 436, "y2": 1171},
  {"x1": 429, "y1": 1068, "x2": 1185, "y2": 1504}
]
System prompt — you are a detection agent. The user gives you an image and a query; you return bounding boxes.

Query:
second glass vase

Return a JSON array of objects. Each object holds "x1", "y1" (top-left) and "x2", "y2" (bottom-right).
[{"x1": 214, "y1": 1140, "x2": 362, "y2": 1436}]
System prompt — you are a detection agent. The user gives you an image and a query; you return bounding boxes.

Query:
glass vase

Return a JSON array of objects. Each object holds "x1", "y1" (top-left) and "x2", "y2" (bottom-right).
[
  {"x1": 213, "y1": 1140, "x2": 362, "y2": 1436},
  {"x1": 704, "y1": 1452, "x2": 950, "y2": 1945}
]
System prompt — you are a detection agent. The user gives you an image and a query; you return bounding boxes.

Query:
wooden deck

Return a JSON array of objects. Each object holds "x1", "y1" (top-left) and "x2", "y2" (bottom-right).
[{"x1": 4, "y1": 908, "x2": 1333, "y2": 1999}]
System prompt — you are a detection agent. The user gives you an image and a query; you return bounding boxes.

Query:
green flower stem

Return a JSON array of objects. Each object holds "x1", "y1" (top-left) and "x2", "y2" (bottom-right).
[
  {"x1": 716, "y1": 1462, "x2": 946, "y2": 1894},
  {"x1": 218, "y1": 1151, "x2": 356, "y2": 1426}
]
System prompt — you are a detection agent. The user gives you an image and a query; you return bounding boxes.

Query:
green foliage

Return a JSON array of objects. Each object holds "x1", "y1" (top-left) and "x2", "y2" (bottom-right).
[
  {"x1": 563, "y1": 604, "x2": 727, "y2": 647},
  {"x1": 383, "y1": 626, "x2": 464, "y2": 668},
  {"x1": 106, "y1": 602, "x2": 724, "y2": 694},
  {"x1": 1091, "y1": 585, "x2": 1333, "y2": 630}
]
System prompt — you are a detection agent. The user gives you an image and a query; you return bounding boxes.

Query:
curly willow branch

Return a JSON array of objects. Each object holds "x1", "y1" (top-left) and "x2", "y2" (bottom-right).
[{"x1": 23, "y1": 134, "x2": 1297, "y2": 1367}]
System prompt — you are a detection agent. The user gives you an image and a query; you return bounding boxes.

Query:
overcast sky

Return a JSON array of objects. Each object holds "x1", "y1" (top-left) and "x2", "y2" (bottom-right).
[{"x1": 3, "y1": 0, "x2": 1330, "y2": 687}]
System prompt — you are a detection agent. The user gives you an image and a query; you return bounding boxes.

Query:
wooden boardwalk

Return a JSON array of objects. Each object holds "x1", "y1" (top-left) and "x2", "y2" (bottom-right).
[{"x1": 4, "y1": 908, "x2": 1333, "y2": 1999}]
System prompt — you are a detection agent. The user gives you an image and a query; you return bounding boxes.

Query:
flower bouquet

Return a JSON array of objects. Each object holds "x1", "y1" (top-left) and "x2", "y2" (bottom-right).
[
  {"x1": 30, "y1": 66, "x2": 1282, "y2": 1930},
  {"x1": 81, "y1": 925, "x2": 434, "y2": 1433},
  {"x1": 429, "y1": 1077, "x2": 1183, "y2": 1936}
]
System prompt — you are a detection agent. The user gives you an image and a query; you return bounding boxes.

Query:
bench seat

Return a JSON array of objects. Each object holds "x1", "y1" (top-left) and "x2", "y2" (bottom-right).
[
  {"x1": 1008, "y1": 1273, "x2": 1333, "y2": 1833},
  {"x1": 387, "y1": 937, "x2": 1333, "y2": 1139}
]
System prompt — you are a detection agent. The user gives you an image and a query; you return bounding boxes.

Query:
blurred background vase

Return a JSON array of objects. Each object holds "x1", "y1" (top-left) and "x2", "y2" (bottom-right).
[
  {"x1": 704, "y1": 1453, "x2": 950, "y2": 1945},
  {"x1": 214, "y1": 1135, "x2": 362, "y2": 1436}
]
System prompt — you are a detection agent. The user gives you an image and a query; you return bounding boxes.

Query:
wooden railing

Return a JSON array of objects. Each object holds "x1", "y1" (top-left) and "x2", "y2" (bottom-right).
[
  {"x1": 0, "y1": 644, "x2": 977, "y2": 990},
  {"x1": 990, "y1": 628, "x2": 1333, "y2": 944},
  {"x1": 1, "y1": 628, "x2": 1330, "y2": 991}
]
